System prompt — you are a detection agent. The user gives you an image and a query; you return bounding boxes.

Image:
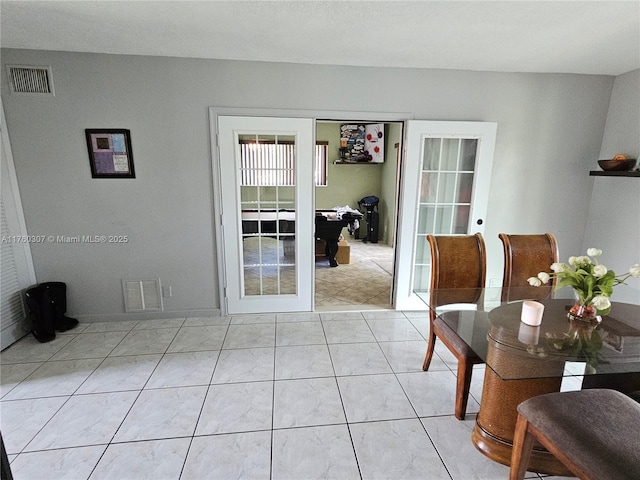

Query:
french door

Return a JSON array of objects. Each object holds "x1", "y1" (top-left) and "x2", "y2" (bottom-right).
[
  {"x1": 215, "y1": 115, "x2": 314, "y2": 314},
  {"x1": 394, "y1": 121, "x2": 497, "y2": 310},
  {"x1": 1, "y1": 103, "x2": 37, "y2": 348}
]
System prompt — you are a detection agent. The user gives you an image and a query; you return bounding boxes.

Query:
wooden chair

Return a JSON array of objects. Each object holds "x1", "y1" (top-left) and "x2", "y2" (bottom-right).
[
  {"x1": 422, "y1": 233, "x2": 486, "y2": 420},
  {"x1": 499, "y1": 233, "x2": 558, "y2": 302},
  {"x1": 510, "y1": 389, "x2": 640, "y2": 480}
]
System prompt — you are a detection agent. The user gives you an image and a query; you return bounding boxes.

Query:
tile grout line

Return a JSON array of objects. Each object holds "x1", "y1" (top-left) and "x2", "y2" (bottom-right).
[{"x1": 319, "y1": 316, "x2": 364, "y2": 480}]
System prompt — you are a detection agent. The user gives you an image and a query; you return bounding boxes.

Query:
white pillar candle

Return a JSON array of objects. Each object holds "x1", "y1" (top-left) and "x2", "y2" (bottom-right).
[{"x1": 521, "y1": 300, "x2": 545, "y2": 326}]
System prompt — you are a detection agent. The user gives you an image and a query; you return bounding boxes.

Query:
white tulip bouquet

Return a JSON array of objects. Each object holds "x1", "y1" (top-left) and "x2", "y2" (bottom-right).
[{"x1": 528, "y1": 248, "x2": 640, "y2": 316}]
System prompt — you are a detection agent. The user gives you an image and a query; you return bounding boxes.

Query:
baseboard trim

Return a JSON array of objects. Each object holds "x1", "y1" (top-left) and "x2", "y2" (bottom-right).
[{"x1": 73, "y1": 308, "x2": 221, "y2": 323}]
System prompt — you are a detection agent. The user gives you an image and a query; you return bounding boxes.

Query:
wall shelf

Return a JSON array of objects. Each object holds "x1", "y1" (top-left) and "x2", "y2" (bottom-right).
[{"x1": 589, "y1": 170, "x2": 640, "y2": 177}]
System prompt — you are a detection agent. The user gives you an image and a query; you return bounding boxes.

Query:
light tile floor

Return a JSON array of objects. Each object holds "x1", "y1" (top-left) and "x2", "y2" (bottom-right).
[{"x1": 1, "y1": 312, "x2": 576, "y2": 480}]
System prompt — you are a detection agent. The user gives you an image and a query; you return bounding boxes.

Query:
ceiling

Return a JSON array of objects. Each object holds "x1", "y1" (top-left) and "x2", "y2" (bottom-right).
[{"x1": 1, "y1": 1, "x2": 639, "y2": 76}]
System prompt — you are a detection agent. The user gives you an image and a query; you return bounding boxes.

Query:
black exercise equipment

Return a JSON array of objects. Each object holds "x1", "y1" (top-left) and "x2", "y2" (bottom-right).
[{"x1": 358, "y1": 195, "x2": 379, "y2": 243}]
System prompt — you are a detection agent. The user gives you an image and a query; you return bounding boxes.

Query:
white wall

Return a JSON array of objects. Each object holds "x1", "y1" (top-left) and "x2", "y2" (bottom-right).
[
  {"x1": 380, "y1": 122, "x2": 402, "y2": 245},
  {"x1": 1, "y1": 49, "x2": 616, "y2": 319},
  {"x1": 583, "y1": 69, "x2": 640, "y2": 293},
  {"x1": 599, "y1": 70, "x2": 640, "y2": 161}
]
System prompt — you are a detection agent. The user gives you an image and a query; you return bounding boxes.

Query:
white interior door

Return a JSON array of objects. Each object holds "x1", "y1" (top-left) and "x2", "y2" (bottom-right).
[
  {"x1": 216, "y1": 115, "x2": 314, "y2": 314},
  {"x1": 1, "y1": 103, "x2": 37, "y2": 348},
  {"x1": 394, "y1": 121, "x2": 497, "y2": 310}
]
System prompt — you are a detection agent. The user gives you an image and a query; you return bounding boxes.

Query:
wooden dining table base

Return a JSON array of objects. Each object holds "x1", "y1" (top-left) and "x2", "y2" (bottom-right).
[{"x1": 471, "y1": 340, "x2": 574, "y2": 476}]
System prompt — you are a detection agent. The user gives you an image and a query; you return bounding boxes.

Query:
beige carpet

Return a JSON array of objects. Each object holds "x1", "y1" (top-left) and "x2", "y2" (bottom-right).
[{"x1": 315, "y1": 238, "x2": 394, "y2": 310}]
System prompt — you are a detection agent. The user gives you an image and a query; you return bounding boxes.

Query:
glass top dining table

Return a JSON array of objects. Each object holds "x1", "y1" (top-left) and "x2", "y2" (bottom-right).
[{"x1": 414, "y1": 285, "x2": 640, "y2": 381}]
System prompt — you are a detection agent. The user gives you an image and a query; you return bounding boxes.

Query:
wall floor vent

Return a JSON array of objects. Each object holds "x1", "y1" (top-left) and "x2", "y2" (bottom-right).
[
  {"x1": 123, "y1": 279, "x2": 163, "y2": 313},
  {"x1": 7, "y1": 65, "x2": 55, "y2": 95}
]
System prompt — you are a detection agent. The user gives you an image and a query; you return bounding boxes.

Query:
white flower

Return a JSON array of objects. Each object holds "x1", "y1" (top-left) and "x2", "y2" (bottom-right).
[
  {"x1": 568, "y1": 256, "x2": 578, "y2": 266},
  {"x1": 576, "y1": 256, "x2": 591, "y2": 266},
  {"x1": 550, "y1": 262, "x2": 567, "y2": 273},
  {"x1": 527, "y1": 277, "x2": 542, "y2": 287},
  {"x1": 587, "y1": 248, "x2": 603, "y2": 257},
  {"x1": 592, "y1": 295, "x2": 611, "y2": 311},
  {"x1": 630, "y1": 264, "x2": 640, "y2": 278},
  {"x1": 537, "y1": 272, "x2": 550, "y2": 284},
  {"x1": 593, "y1": 264, "x2": 608, "y2": 277}
]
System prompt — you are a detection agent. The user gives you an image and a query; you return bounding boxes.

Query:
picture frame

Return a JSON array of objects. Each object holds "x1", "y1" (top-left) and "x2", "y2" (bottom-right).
[{"x1": 85, "y1": 129, "x2": 135, "y2": 178}]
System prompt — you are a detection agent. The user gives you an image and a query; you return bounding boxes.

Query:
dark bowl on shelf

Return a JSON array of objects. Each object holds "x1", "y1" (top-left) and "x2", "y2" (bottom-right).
[{"x1": 598, "y1": 159, "x2": 636, "y2": 171}]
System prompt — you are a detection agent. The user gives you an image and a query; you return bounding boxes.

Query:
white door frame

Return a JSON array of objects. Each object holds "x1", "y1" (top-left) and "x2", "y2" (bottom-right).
[{"x1": 210, "y1": 107, "x2": 412, "y2": 316}]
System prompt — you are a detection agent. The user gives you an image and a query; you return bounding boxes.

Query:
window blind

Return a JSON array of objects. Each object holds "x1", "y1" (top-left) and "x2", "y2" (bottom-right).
[{"x1": 239, "y1": 141, "x2": 328, "y2": 186}]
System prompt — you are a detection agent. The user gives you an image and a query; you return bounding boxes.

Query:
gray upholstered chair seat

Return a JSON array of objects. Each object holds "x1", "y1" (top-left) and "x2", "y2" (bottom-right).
[{"x1": 510, "y1": 389, "x2": 640, "y2": 480}]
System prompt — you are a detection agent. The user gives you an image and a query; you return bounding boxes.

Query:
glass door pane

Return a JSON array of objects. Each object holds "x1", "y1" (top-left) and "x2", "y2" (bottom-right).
[
  {"x1": 240, "y1": 134, "x2": 297, "y2": 296},
  {"x1": 414, "y1": 137, "x2": 479, "y2": 290}
]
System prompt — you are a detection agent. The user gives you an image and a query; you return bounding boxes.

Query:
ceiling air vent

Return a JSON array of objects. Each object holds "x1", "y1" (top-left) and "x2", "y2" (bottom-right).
[
  {"x1": 7, "y1": 65, "x2": 55, "y2": 95},
  {"x1": 123, "y1": 279, "x2": 163, "y2": 313}
]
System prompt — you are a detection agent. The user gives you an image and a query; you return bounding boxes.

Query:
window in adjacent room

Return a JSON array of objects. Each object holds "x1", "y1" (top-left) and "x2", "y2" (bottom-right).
[{"x1": 239, "y1": 140, "x2": 327, "y2": 187}]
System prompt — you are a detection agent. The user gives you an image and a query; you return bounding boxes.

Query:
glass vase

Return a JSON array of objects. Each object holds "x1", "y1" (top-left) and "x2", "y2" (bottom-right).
[{"x1": 567, "y1": 302, "x2": 601, "y2": 326}]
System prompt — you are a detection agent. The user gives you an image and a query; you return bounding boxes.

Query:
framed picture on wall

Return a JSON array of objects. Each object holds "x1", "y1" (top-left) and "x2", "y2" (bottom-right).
[{"x1": 85, "y1": 129, "x2": 135, "y2": 178}]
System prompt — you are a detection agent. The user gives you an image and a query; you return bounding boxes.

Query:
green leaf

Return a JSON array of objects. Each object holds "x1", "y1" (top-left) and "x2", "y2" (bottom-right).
[{"x1": 598, "y1": 285, "x2": 614, "y2": 297}]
